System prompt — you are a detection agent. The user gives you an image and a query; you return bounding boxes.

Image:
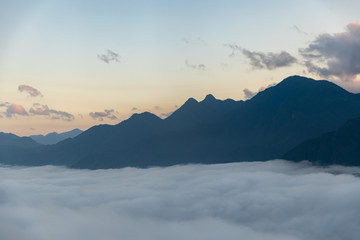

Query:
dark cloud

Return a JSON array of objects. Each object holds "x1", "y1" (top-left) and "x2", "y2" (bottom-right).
[
  {"x1": 0, "y1": 160, "x2": 359, "y2": 240},
  {"x1": 242, "y1": 49, "x2": 297, "y2": 70},
  {"x1": 29, "y1": 103, "x2": 75, "y2": 121},
  {"x1": 4, "y1": 103, "x2": 28, "y2": 118},
  {"x1": 97, "y1": 50, "x2": 120, "y2": 64},
  {"x1": 18, "y1": 85, "x2": 43, "y2": 97},
  {"x1": 301, "y1": 22, "x2": 360, "y2": 81},
  {"x1": 185, "y1": 60, "x2": 206, "y2": 71},
  {"x1": 89, "y1": 109, "x2": 117, "y2": 121},
  {"x1": 224, "y1": 44, "x2": 297, "y2": 70}
]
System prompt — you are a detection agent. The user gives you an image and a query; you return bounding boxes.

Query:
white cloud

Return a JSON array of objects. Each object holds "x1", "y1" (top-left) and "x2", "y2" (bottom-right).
[{"x1": 0, "y1": 160, "x2": 359, "y2": 240}]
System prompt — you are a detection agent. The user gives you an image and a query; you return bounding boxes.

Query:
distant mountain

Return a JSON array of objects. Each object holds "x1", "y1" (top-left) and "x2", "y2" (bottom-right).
[
  {"x1": 30, "y1": 128, "x2": 83, "y2": 145},
  {"x1": 283, "y1": 118, "x2": 360, "y2": 166},
  {"x1": 0, "y1": 132, "x2": 39, "y2": 148},
  {"x1": 2, "y1": 75, "x2": 360, "y2": 168}
]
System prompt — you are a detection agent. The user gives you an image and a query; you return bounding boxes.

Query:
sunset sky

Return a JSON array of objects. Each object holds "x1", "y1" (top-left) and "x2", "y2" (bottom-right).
[{"x1": 1, "y1": 0, "x2": 360, "y2": 136}]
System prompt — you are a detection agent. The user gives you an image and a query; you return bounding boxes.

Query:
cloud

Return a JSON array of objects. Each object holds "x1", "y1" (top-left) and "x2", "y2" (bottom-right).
[
  {"x1": 242, "y1": 49, "x2": 297, "y2": 70},
  {"x1": 301, "y1": 22, "x2": 360, "y2": 81},
  {"x1": 160, "y1": 111, "x2": 174, "y2": 118},
  {"x1": 224, "y1": 43, "x2": 242, "y2": 57},
  {"x1": 182, "y1": 37, "x2": 206, "y2": 46},
  {"x1": 89, "y1": 109, "x2": 117, "y2": 121},
  {"x1": 243, "y1": 83, "x2": 277, "y2": 100},
  {"x1": 185, "y1": 60, "x2": 206, "y2": 71},
  {"x1": 131, "y1": 107, "x2": 139, "y2": 111},
  {"x1": 0, "y1": 160, "x2": 359, "y2": 240},
  {"x1": 4, "y1": 103, "x2": 28, "y2": 118},
  {"x1": 97, "y1": 50, "x2": 120, "y2": 64},
  {"x1": 292, "y1": 25, "x2": 308, "y2": 36},
  {"x1": 243, "y1": 88, "x2": 257, "y2": 100},
  {"x1": 224, "y1": 44, "x2": 297, "y2": 70},
  {"x1": 18, "y1": 85, "x2": 43, "y2": 97},
  {"x1": 29, "y1": 103, "x2": 75, "y2": 121}
]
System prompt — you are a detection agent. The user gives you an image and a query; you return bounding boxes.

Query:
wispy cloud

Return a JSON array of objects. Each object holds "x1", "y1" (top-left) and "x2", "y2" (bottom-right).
[
  {"x1": 224, "y1": 43, "x2": 242, "y2": 57},
  {"x1": 29, "y1": 103, "x2": 75, "y2": 121},
  {"x1": 97, "y1": 50, "x2": 120, "y2": 64},
  {"x1": 301, "y1": 22, "x2": 360, "y2": 81},
  {"x1": 18, "y1": 85, "x2": 43, "y2": 97},
  {"x1": 243, "y1": 83, "x2": 277, "y2": 100},
  {"x1": 182, "y1": 37, "x2": 206, "y2": 46},
  {"x1": 160, "y1": 111, "x2": 174, "y2": 118},
  {"x1": 185, "y1": 60, "x2": 206, "y2": 71},
  {"x1": 292, "y1": 25, "x2": 308, "y2": 36},
  {"x1": 224, "y1": 44, "x2": 297, "y2": 70},
  {"x1": 89, "y1": 109, "x2": 117, "y2": 121}
]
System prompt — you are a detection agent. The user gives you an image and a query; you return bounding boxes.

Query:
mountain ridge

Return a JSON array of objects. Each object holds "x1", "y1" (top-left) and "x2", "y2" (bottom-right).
[{"x1": 2, "y1": 75, "x2": 360, "y2": 168}]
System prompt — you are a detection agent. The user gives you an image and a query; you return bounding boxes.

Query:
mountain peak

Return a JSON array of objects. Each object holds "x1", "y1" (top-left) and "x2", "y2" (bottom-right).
[
  {"x1": 129, "y1": 112, "x2": 161, "y2": 121},
  {"x1": 184, "y1": 97, "x2": 198, "y2": 105},
  {"x1": 202, "y1": 94, "x2": 217, "y2": 103}
]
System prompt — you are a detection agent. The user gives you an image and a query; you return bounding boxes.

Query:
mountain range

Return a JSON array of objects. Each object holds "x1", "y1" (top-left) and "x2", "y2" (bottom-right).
[
  {"x1": 1, "y1": 75, "x2": 360, "y2": 168},
  {"x1": 29, "y1": 128, "x2": 83, "y2": 145}
]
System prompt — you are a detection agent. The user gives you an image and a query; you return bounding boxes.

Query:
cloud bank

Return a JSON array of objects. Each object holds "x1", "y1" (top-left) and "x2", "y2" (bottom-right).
[
  {"x1": 18, "y1": 85, "x2": 43, "y2": 97},
  {"x1": 301, "y1": 22, "x2": 360, "y2": 81},
  {"x1": 89, "y1": 109, "x2": 117, "y2": 121},
  {"x1": 0, "y1": 160, "x2": 359, "y2": 240}
]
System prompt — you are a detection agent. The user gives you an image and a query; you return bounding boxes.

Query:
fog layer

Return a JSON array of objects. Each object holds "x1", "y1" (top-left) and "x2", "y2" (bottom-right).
[{"x1": 0, "y1": 160, "x2": 359, "y2": 240}]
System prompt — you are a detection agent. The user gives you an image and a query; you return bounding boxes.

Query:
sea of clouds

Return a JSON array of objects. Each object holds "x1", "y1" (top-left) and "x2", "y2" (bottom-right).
[{"x1": 0, "y1": 160, "x2": 360, "y2": 240}]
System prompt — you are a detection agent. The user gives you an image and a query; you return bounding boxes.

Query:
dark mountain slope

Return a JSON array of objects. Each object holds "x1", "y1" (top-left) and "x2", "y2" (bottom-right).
[
  {"x1": 0, "y1": 132, "x2": 41, "y2": 166},
  {"x1": 209, "y1": 75, "x2": 360, "y2": 161},
  {"x1": 283, "y1": 118, "x2": 360, "y2": 166}
]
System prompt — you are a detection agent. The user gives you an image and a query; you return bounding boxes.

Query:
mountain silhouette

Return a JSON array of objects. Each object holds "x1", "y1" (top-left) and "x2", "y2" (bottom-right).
[
  {"x1": 283, "y1": 117, "x2": 360, "y2": 166},
  {"x1": 2, "y1": 75, "x2": 360, "y2": 168},
  {"x1": 30, "y1": 128, "x2": 83, "y2": 145}
]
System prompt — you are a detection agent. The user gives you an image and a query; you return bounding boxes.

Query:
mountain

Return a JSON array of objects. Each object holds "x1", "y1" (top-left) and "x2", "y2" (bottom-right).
[
  {"x1": 0, "y1": 132, "x2": 40, "y2": 148},
  {"x1": 283, "y1": 118, "x2": 360, "y2": 166},
  {"x1": 30, "y1": 128, "x2": 83, "y2": 145},
  {"x1": 2, "y1": 75, "x2": 360, "y2": 168},
  {"x1": 0, "y1": 132, "x2": 40, "y2": 166}
]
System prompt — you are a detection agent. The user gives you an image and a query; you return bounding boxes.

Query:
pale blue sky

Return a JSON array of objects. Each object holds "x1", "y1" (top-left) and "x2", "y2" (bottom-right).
[{"x1": 1, "y1": 0, "x2": 360, "y2": 135}]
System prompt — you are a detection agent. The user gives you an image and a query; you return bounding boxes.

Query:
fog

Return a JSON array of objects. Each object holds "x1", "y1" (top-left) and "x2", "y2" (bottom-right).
[{"x1": 0, "y1": 160, "x2": 359, "y2": 240}]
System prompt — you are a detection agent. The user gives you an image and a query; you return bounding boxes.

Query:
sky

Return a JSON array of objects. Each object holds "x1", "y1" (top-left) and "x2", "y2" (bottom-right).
[
  {"x1": 1, "y1": 0, "x2": 360, "y2": 136},
  {"x1": 1, "y1": 160, "x2": 360, "y2": 240}
]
